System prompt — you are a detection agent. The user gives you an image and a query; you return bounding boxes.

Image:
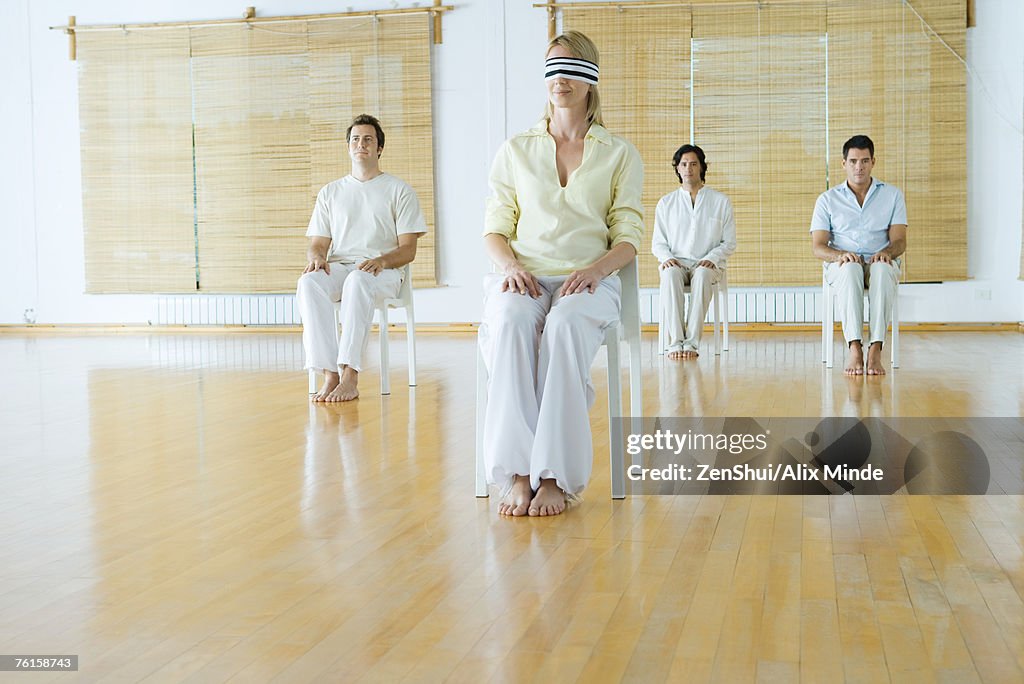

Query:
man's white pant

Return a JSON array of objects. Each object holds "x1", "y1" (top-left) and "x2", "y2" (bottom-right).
[
  {"x1": 296, "y1": 265, "x2": 402, "y2": 373},
  {"x1": 659, "y1": 264, "x2": 720, "y2": 352},
  {"x1": 479, "y1": 273, "x2": 621, "y2": 496},
  {"x1": 824, "y1": 261, "x2": 900, "y2": 346}
]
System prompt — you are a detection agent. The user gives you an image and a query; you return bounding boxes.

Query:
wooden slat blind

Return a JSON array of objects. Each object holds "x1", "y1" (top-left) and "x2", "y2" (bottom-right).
[
  {"x1": 562, "y1": 0, "x2": 967, "y2": 287},
  {"x1": 78, "y1": 14, "x2": 437, "y2": 294},
  {"x1": 78, "y1": 30, "x2": 197, "y2": 293}
]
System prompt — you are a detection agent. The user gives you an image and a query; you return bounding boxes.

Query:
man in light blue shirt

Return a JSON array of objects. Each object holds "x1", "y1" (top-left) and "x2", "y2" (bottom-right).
[{"x1": 811, "y1": 135, "x2": 907, "y2": 376}]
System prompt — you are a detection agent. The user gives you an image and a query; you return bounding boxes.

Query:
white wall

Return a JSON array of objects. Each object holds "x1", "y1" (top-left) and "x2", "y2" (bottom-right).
[{"x1": 1, "y1": 0, "x2": 1021, "y2": 325}]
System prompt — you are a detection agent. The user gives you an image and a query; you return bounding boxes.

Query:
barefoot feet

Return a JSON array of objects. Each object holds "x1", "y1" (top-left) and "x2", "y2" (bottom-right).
[
  {"x1": 312, "y1": 367, "x2": 359, "y2": 402},
  {"x1": 844, "y1": 341, "x2": 864, "y2": 376},
  {"x1": 667, "y1": 345, "x2": 699, "y2": 360},
  {"x1": 311, "y1": 370, "x2": 340, "y2": 401},
  {"x1": 529, "y1": 479, "x2": 566, "y2": 517},
  {"x1": 499, "y1": 475, "x2": 533, "y2": 516},
  {"x1": 865, "y1": 342, "x2": 886, "y2": 375}
]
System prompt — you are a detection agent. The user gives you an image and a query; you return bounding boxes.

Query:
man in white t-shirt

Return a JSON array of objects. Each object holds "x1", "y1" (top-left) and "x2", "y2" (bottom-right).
[
  {"x1": 652, "y1": 144, "x2": 736, "y2": 359},
  {"x1": 297, "y1": 114, "x2": 428, "y2": 402}
]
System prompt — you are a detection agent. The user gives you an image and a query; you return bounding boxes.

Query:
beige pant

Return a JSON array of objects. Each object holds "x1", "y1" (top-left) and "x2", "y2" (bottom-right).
[
  {"x1": 659, "y1": 264, "x2": 721, "y2": 352},
  {"x1": 824, "y1": 261, "x2": 900, "y2": 346}
]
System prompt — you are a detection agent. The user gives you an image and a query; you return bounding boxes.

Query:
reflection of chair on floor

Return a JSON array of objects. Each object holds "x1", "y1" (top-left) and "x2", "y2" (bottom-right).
[
  {"x1": 474, "y1": 258, "x2": 644, "y2": 500},
  {"x1": 657, "y1": 269, "x2": 730, "y2": 355},
  {"x1": 307, "y1": 263, "x2": 417, "y2": 395},
  {"x1": 821, "y1": 264, "x2": 899, "y2": 369}
]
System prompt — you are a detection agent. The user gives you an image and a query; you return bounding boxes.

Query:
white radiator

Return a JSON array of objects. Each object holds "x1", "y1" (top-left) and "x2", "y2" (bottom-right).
[
  {"x1": 641, "y1": 288, "x2": 828, "y2": 325},
  {"x1": 154, "y1": 295, "x2": 301, "y2": 325},
  {"x1": 156, "y1": 289, "x2": 832, "y2": 326}
]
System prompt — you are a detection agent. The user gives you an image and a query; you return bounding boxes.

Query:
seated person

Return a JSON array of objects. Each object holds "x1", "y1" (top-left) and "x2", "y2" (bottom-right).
[
  {"x1": 297, "y1": 114, "x2": 427, "y2": 401},
  {"x1": 652, "y1": 144, "x2": 736, "y2": 359},
  {"x1": 811, "y1": 134, "x2": 906, "y2": 376},
  {"x1": 480, "y1": 31, "x2": 643, "y2": 517}
]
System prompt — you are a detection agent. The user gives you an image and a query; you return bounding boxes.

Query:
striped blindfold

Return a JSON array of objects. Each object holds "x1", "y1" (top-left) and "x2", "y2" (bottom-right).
[{"x1": 544, "y1": 57, "x2": 599, "y2": 85}]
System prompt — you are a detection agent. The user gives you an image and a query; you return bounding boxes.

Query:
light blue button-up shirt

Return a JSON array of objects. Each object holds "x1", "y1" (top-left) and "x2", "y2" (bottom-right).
[{"x1": 810, "y1": 179, "x2": 907, "y2": 258}]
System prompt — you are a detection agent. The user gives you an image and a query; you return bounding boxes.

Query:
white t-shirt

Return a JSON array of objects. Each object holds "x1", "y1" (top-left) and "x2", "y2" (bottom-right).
[{"x1": 306, "y1": 173, "x2": 428, "y2": 263}]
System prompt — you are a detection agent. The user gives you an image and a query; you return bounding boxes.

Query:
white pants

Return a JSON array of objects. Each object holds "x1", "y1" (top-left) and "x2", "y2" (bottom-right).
[
  {"x1": 296, "y1": 265, "x2": 402, "y2": 373},
  {"x1": 824, "y1": 261, "x2": 900, "y2": 346},
  {"x1": 479, "y1": 273, "x2": 621, "y2": 495},
  {"x1": 659, "y1": 264, "x2": 721, "y2": 352}
]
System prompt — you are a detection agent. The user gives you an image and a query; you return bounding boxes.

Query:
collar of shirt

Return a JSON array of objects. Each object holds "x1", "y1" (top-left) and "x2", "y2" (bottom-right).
[
  {"x1": 676, "y1": 185, "x2": 707, "y2": 211},
  {"x1": 525, "y1": 120, "x2": 612, "y2": 145},
  {"x1": 838, "y1": 178, "x2": 885, "y2": 206}
]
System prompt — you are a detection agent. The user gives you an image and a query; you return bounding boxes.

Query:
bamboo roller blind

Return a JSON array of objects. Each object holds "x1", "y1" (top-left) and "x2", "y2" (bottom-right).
[
  {"x1": 77, "y1": 14, "x2": 436, "y2": 294},
  {"x1": 78, "y1": 30, "x2": 197, "y2": 293},
  {"x1": 561, "y1": 0, "x2": 967, "y2": 287}
]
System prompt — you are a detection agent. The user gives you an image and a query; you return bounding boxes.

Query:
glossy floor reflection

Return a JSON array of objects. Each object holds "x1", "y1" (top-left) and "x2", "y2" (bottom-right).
[{"x1": 0, "y1": 331, "x2": 1021, "y2": 682}]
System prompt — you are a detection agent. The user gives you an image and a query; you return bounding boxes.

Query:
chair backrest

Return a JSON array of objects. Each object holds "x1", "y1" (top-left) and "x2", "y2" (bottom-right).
[
  {"x1": 382, "y1": 263, "x2": 414, "y2": 308},
  {"x1": 397, "y1": 263, "x2": 414, "y2": 301},
  {"x1": 618, "y1": 257, "x2": 641, "y2": 343}
]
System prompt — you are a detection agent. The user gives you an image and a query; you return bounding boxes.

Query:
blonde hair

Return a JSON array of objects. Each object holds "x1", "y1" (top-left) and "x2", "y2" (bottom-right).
[{"x1": 543, "y1": 30, "x2": 603, "y2": 127}]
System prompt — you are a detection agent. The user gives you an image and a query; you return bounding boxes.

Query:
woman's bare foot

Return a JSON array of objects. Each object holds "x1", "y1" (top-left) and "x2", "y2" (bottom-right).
[
  {"x1": 499, "y1": 475, "x2": 532, "y2": 517},
  {"x1": 667, "y1": 349, "x2": 684, "y2": 360},
  {"x1": 865, "y1": 342, "x2": 886, "y2": 375},
  {"x1": 681, "y1": 349, "x2": 699, "y2": 359},
  {"x1": 312, "y1": 370, "x2": 340, "y2": 401},
  {"x1": 325, "y1": 366, "x2": 359, "y2": 402},
  {"x1": 844, "y1": 341, "x2": 864, "y2": 376},
  {"x1": 529, "y1": 479, "x2": 566, "y2": 517}
]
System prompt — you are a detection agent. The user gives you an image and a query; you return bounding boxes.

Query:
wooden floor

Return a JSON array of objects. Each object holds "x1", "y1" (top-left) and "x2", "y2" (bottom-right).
[{"x1": 1, "y1": 331, "x2": 1022, "y2": 683}]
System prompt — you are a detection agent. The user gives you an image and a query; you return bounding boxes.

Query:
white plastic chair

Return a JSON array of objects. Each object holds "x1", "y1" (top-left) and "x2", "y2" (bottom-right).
[
  {"x1": 475, "y1": 258, "x2": 643, "y2": 500},
  {"x1": 821, "y1": 264, "x2": 899, "y2": 369},
  {"x1": 657, "y1": 268, "x2": 729, "y2": 355},
  {"x1": 307, "y1": 263, "x2": 417, "y2": 395}
]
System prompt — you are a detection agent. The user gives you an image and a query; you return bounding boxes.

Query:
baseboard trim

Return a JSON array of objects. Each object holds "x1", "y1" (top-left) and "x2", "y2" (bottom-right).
[{"x1": 1, "y1": 322, "x2": 1020, "y2": 335}]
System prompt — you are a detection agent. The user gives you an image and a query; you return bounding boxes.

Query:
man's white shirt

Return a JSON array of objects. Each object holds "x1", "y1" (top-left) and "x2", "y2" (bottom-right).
[
  {"x1": 651, "y1": 186, "x2": 737, "y2": 267},
  {"x1": 306, "y1": 173, "x2": 428, "y2": 263}
]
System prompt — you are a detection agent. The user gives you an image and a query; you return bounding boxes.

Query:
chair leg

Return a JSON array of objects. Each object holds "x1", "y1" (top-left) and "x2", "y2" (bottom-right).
[
  {"x1": 657, "y1": 296, "x2": 666, "y2": 355},
  {"x1": 825, "y1": 287, "x2": 835, "y2": 369},
  {"x1": 722, "y1": 287, "x2": 730, "y2": 352},
  {"x1": 606, "y1": 333, "x2": 625, "y2": 500},
  {"x1": 308, "y1": 369, "x2": 317, "y2": 394},
  {"x1": 475, "y1": 344, "x2": 489, "y2": 497},
  {"x1": 379, "y1": 308, "x2": 390, "y2": 395},
  {"x1": 406, "y1": 306, "x2": 417, "y2": 386},
  {"x1": 713, "y1": 284, "x2": 721, "y2": 356},
  {"x1": 891, "y1": 292, "x2": 899, "y2": 369}
]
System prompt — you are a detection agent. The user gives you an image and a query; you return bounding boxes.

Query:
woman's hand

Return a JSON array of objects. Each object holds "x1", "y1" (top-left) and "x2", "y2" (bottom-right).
[
  {"x1": 501, "y1": 262, "x2": 542, "y2": 298},
  {"x1": 559, "y1": 264, "x2": 604, "y2": 296}
]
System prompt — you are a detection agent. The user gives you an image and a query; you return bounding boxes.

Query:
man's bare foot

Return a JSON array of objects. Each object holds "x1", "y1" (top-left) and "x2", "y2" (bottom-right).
[
  {"x1": 529, "y1": 479, "x2": 566, "y2": 517},
  {"x1": 865, "y1": 342, "x2": 886, "y2": 375},
  {"x1": 325, "y1": 366, "x2": 359, "y2": 402},
  {"x1": 844, "y1": 342, "x2": 864, "y2": 376},
  {"x1": 311, "y1": 370, "x2": 340, "y2": 401},
  {"x1": 498, "y1": 475, "x2": 533, "y2": 517}
]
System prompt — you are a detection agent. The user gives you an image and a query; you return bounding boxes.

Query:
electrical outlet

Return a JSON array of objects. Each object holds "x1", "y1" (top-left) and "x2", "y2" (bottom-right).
[{"x1": 23, "y1": 308, "x2": 36, "y2": 324}]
